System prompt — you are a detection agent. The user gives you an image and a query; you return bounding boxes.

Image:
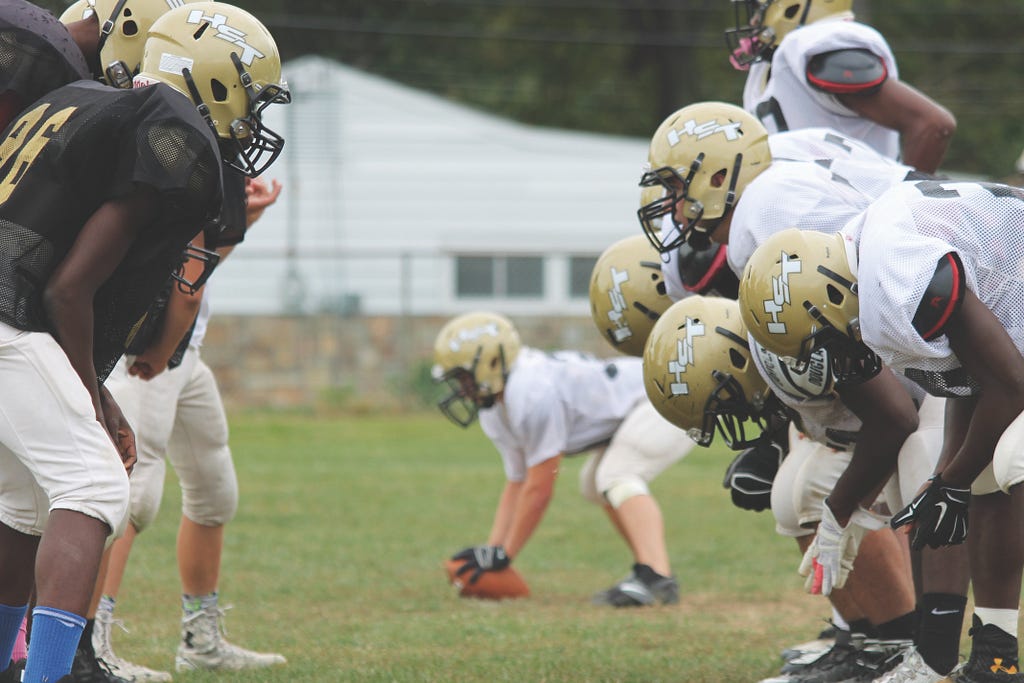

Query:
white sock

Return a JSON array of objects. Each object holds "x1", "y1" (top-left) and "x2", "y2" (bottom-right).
[{"x1": 975, "y1": 608, "x2": 1019, "y2": 639}]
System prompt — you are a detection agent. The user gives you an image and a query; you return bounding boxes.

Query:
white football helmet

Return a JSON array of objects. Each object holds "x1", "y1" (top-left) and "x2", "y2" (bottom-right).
[
  {"x1": 432, "y1": 312, "x2": 521, "y2": 427},
  {"x1": 639, "y1": 102, "x2": 771, "y2": 253},
  {"x1": 726, "y1": 0, "x2": 855, "y2": 69},
  {"x1": 643, "y1": 296, "x2": 779, "y2": 448},
  {"x1": 589, "y1": 235, "x2": 671, "y2": 357}
]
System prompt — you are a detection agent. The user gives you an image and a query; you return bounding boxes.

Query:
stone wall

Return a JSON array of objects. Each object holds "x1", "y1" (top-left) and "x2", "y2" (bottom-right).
[{"x1": 203, "y1": 314, "x2": 617, "y2": 410}]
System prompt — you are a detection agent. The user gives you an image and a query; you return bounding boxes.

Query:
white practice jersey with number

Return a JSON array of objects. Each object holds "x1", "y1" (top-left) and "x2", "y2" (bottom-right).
[
  {"x1": 479, "y1": 347, "x2": 645, "y2": 481},
  {"x1": 847, "y1": 180, "x2": 1024, "y2": 397},
  {"x1": 726, "y1": 136, "x2": 911, "y2": 277},
  {"x1": 744, "y1": 18, "x2": 899, "y2": 159},
  {"x1": 661, "y1": 127, "x2": 911, "y2": 297}
]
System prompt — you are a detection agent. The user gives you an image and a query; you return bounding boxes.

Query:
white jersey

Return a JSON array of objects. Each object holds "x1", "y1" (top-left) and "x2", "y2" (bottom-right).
[
  {"x1": 749, "y1": 337, "x2": 859, "y2": 449},
  {"x1": 744, "y1": 19, "x2": 899, "y2": 159},
  {"x1": 662, "y1": 127, "x2": 911, "y2": 294},
  {"x1": 727, "y1": 148, "x2": 909, "y2": 277},
  {"x1": 847, "y1": 180, "x2": 1024, "y2": 397},
  {"x1": 749, "y1": 335, "x2": 927, "y2": 449},
  {"x1": 478, "y1": 347, "x2": 646, "y2": 481}
]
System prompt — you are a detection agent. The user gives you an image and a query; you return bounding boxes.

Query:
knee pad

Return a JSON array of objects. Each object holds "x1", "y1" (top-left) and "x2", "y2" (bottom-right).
[
  {"x1": 603, "y1": 476, "x2": 650, "y2": 509},
  {"x1": 771, "y1": 438, "x2": 809, "y2": 537},
  {"x1": 181, "y1": 446, "x2": 239, "y2": 526},
  {"x1": 993, "y1": 410, "x2": 1024, "y2": 494}
]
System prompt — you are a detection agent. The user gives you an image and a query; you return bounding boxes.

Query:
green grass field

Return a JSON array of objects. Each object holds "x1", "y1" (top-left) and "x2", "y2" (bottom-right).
[{"x1": 107, "y1": 411, "x2": 948, "y2": 682}]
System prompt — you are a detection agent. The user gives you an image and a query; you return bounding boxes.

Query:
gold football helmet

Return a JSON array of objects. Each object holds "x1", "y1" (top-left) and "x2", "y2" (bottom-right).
[
  {"x1": 589, "y1": 235, "x2": 670, "y2": 357},
  {"x1": 136, "y1": 2, "x2": 291, "y2": 176},
  {"x1": 643, "y1": 296, "x2": 776, "y2": 448},
  {"x1": 639, "y1": 102, "x2": 771, "y2": 253},
  {"x1": 726, "y1": 0, "x2": 855, "y2": 69},
  {"x1": 738, "y1": 228, "x2": 879, "y2": 382},
  {"x1": 432, "y1": 312, "x2": 522, "y2": 427},
  {"x1": 60, "y1": 0, "x2": 205, "y2": 89}
]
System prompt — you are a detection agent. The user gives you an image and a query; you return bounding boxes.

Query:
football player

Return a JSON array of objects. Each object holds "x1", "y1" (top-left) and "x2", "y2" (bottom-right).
[
  {"x1": 585, "y1": 234, "x2": 702, "y2": 605},
  {"x1": 738, "y1": 179, "x2": 1024, "y2": 682},
  {"x1": 433, "y1": 311, "x2": 696, "y2": 607},
  {"x1": 645, "y1": 295, "x2": 928, "y2": 683},
  {"x1": 90, "y1": 177, "x2": 286, "y2": 682},
  {"x1": 0, "y1": 2, "x2": 288, "y2": 682},
  {"x1": 639, "y1": 101, "x2": 969, "y2": 681},
  {"x1": 724, "y1": 0, "x2": 955, "y2": 174},
  {"x1": 76, "y1": 5, "x2": 289, "y2": 680}
]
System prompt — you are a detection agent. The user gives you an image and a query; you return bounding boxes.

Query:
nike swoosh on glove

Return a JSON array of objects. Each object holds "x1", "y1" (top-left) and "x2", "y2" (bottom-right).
[
  {"x1": 799, "y1": 500, "x2": 886, "y2": 595},
  {"x1": 891, "y1": 474, "x2": 970, "y2": 549}
]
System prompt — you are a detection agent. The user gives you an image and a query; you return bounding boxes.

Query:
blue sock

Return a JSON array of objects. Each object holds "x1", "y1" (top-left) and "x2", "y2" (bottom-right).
[
  {"x1": 22, "y1": 606, "x2": 85, "y2": 683},
  {"x1": 0, "y1": 603, "x2": 28, "y2": 667}
]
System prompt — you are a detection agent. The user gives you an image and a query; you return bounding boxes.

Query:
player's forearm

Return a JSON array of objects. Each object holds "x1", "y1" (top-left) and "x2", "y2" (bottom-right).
[
  {"x1": 502, "y1": 480, "x2": 553, "y2": 559},
  {"x1": 487, "y1": 481, "x2": 522, "y2": 546},
  {"x1": 43, "y1": 288, "x2": 100, "y2": 412}
]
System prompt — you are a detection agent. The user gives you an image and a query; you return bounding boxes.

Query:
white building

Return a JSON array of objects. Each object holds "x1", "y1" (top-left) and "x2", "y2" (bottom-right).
[{"x1": 212, "y1": 56, "x2": 652, "y2": 317}]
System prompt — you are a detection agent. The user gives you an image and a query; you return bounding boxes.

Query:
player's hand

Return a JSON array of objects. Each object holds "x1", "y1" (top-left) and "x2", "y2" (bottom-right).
[
  {"x1": 799, "y1": 500, "x2": 885, "y2": 595},
  {"x1": 128, "y1": 348, "x2": 172, "y2": 381},
  {"x1": 98, "y1": 385, "x2": 137, "y2": 474},
  {"x1": 722, "y1": 439, "x2": 784, "y2": 511},
  {"x1": 890, "y1": 475, "x2": 970, "y2": 549},
  {"x1": 244, "y1": 177, "x2": 282, "y2": 227},
  {"x1": 450, "y1": 545, "x2": 510, "y2": 585}
]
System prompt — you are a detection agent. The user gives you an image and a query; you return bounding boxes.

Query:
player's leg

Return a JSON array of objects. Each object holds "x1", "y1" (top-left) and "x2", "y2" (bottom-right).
[
  {"x1": 0, "y1": 330, "x2": 130, "y2": 683},
  {"x1": 957, "y1": 402, "x2": 1024, "y2": 682},
  {"x1": 86, "y1": 357, "x2": 181, "y2": 682},
  {"x1": 170, "y1": 352, "x2": 284, "y2": 671},
  {"x1": 590, "y1": 401, "x2": 692, "y2": 607}
]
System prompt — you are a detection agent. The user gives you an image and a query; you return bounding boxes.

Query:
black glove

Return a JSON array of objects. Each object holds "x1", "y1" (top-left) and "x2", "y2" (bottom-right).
[
  {"x1": 890, "y1": 474, "x2": 970, "y2": 549},
  {"x1": 722, "y1": 440, "x2": 784, "y2": 512},
  {"x1": 450, "y1": 545, "x2": 510, "y2": 584}
]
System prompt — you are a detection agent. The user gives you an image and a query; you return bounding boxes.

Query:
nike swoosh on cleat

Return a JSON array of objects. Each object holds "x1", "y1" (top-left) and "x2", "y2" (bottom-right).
[{"x1": 930, "y1": 608, "x2": 960, "y2": 616}]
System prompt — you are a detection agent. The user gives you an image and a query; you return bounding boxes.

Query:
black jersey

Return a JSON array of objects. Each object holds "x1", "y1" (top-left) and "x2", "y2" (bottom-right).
[
  {"x1": 0, "y1": 79, "x2": 223, "y2": 381},
  {"x1": 0, "y1": 0, "x2": 89, "y2": 109}
]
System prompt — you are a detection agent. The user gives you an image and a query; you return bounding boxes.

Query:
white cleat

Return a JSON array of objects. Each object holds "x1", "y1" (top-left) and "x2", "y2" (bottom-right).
[
  {"x1": 93, "y1": 610, "x2": 173, "y2": 682},
  {"x1": 175, "y1": 605, "x2": 287, "y2": 672}
]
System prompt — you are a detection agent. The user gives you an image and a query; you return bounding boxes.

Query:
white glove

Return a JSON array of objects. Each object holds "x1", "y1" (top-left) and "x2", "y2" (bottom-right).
[{"x1": 799, "y1": 500, "x2": 886, "y2": 595}]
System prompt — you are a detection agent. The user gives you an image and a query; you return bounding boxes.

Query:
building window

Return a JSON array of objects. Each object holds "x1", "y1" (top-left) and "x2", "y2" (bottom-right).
[
  {"x1": 456, "y1": 256, "x2": 494, "y2": 296},
  {"x1": 455, "y1": 255, "x2": 544, "y2": 298},
  {"x1": 569, "y1": 256, "x2": 598, "y2": 298}
]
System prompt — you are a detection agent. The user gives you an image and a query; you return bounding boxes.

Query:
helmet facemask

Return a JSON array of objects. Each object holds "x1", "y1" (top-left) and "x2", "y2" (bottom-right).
[
  {"x1": 725, "y1": 0, "x2": 776, "y2": 70},
  {"x1": 433, "y1": 346, "x2": 508, "y2": 428},
  {"x1": 798, "y1": 267, "x2": 881, "y2": 384},
  {"x1": 184, "y1": 52, "x2": 291, "y2": 178},
  {"x1": 171, "y1": 241, "x2": 220, "y2": 295}
]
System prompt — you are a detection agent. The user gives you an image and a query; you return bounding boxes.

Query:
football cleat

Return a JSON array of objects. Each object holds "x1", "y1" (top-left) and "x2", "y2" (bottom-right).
[
  {"x1": 591, "y1": 567, "x2": 679, "y2": 607},
  {"x1": 874, "y1": 647, "x2": 955, "y2": 683},
  {"x1": 93, "y1": 610, "x2": 173, "y2": 682},
  {"x1": 780, "y1": 622, "x2": 839, "y2": 661},
  {"x1": 951, "y1": 616, "x2": 1024, "y2": 682},
  {"x1": 176, "y1": 604, "x2": 286, "y2": 672}
]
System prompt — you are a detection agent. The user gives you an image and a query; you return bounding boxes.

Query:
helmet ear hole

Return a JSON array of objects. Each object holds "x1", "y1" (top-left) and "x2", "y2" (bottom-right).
[
  {"x1": 210, "y1": 79, "x2": 228, "y2": 102},
  {"x1": 784, "y1": 3, "x2": 801, "y2": 19},
  {"x1": 827, "y1": 284, "x2": 844, "y2": 305},
  {"x1": 729, "y1": 348, "x2": 747, "y2": 371},
  {"x1": 655, "y1": 281, "x2": 667, "y2": 296},
  {"x1": 122, "y1": 19, "x2": 137, "y2": 35}
]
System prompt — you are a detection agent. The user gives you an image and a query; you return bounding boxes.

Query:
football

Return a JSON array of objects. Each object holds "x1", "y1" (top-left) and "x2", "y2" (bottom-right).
[{"x1": 443, "y1": 559, "x2": 530, "y2": 600}]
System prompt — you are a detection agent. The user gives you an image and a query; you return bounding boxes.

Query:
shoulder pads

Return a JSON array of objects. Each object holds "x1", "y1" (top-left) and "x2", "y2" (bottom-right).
[
  {"x1": 912, "y1": 252, "x2": 966, "y2": 341},
  {"x1": 806, "y1": 48, "x2": 887, "y2": 95}
]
